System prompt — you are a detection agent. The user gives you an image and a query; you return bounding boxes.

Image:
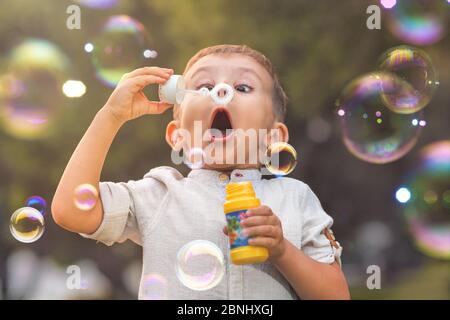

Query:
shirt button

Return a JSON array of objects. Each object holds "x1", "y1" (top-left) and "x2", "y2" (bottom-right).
[{"x1": 218, "y1": 173, "x2": 229, "y2": 183}]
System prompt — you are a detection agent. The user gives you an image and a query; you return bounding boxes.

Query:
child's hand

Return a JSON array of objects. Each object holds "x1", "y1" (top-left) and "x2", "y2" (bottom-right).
[
  {"x1": 223, "y1": 205, "x2": 287, "y2": 259},
  {"x1": 103, "y1": 67, "x2": 174, "y2": 125}
]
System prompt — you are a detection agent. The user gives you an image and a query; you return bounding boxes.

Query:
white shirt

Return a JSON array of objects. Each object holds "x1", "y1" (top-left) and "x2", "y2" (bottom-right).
[{"x1": 81, "y1": 166, "x2": 342, "y2": 299}]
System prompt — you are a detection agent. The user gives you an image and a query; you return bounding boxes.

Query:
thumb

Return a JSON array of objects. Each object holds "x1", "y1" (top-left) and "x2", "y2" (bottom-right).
[
  {"x1": 223, "y1": 226, "x2": 229, "y2": 236},
  {"x1": 146, "y1": 101, "x2": 173, "y2": 115}
]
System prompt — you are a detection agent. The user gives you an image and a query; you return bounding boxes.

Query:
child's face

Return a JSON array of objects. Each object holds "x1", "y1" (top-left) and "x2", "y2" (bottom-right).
[{"x1": 166, "y1": 54, "x2": 288, "y2": 170}]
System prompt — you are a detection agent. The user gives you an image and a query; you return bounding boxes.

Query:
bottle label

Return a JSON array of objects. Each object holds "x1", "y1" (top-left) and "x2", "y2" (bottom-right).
[{"x1": 226, "y1": 210, "x2": 250, "y2": 250}]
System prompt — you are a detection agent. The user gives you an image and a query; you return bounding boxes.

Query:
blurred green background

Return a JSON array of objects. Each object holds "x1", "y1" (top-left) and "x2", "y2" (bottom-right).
[{"x1": 0, "y1": 0, "x2": 449, "y2": 299}]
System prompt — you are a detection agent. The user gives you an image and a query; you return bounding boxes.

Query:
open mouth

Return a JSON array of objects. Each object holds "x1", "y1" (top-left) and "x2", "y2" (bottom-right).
[{"x1": 208, "y1": 108, "x2": 234, "y2": 141}]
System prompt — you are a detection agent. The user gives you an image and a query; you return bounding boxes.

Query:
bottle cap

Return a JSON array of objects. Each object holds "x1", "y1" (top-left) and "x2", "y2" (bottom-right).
[{"x1": 158, "y1": 75, "x2": 183, "y2": 104}]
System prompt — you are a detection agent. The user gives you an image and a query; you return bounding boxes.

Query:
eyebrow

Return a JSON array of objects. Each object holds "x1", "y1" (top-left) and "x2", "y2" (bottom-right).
[{"x1": 189, "y1": 66, "x2": 263, "y2": 82}]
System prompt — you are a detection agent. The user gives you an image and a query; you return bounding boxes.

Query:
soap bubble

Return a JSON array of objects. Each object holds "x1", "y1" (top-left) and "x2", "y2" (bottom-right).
[
  {"x1": 75, "y1": 0, "x2": 119, "y2": 9},
  {"x1": 0, "y1": 39, "x2": 69, "y2": 139},
  {"x1": 74, "y1": 184, "x2": 99, "y2": 211},
  {"x1": 379, "y1": 46, "x2": 439, "y2": 114},
  {"x1": 401, "y1": 140, "x2": 450, "y2": 260},
  {"x1": 336, "y1": 72, "x2": 423, "y2": 164},
  {"x1": 264, "y1": 142, "x2": 297, "y2": 176},
  {"x1": 380, "y1": 0, "x2": 397, "y2": 9},
  {"x1": 141, "y1": 274, "x2": 168, "y2": 300},
  {"x1": 386, "y1": 0, "x2": 448, "y2": 46},
  {"x1": 176, "y1": 240, "x2": 225, "y2": 291},
  {"x1": 25, "y1": 196, "x2": 47, "y2": 216},
  {"x1": 184, "y1": 148, "x2": 205, "y2": 170},
  {"x1": 10, "y1": 207, "x2": 45, "y2": 243},
  {"x1": 89, "y1": 15, "x2": 156, "y2": 87}
]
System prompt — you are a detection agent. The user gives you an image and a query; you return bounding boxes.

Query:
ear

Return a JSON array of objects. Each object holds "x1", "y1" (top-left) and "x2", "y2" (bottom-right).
[
  {"x1": 165, "y1": 120, "x2": 183, "y2": 151},
  {"x1": 267, "y1": 121, "x2": 289, "y2": 146}
]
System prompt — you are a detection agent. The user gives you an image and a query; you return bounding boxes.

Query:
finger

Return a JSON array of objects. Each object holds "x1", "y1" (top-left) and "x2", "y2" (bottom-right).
[
  {"x1": 243, "y1": 225, "x2": 280, "y2": 239},
  {"x1": 241, "y1": 215, "x2": 278, "y2": 227},
  {"x1": 146, "y1": 101, "x2": 173, "y2": 114},
  {"x1": 223, "y1": 226, "x2": 228, "y2": 236},
  {"x1": 247, "y1": 205, "x2": 273, "y2": 217},
  {"x1": 125, "y1": 75, "x2": 170, "y2": 93},
  {"x1": 123, "y1": 67, "x2": 173, "y2": 80},
  {"x1": 248, "y1": 237, "x2": 278, "y2": 249}
]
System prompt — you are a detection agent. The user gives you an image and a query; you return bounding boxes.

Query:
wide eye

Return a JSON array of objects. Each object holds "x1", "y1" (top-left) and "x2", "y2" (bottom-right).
[{"x1": 235, "y1": 84, "x2": 252, "y2": 93}]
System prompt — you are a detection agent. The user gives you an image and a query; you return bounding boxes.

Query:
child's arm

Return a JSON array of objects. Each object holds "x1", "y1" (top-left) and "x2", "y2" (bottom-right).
[
  {"x1": 271, "y1": 240, "x2": 350, "y2": 299},
  {"x1": 51, "y1": 67, "x2": 174, "y2": 234}
]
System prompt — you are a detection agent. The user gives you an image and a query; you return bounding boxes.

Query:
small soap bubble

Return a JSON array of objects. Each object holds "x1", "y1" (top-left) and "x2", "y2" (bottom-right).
[
  {"x1": 184, "y1": 148, "x2": 205, "y2": 170},
  {"x1": 141, "y1": 274, "x2": 168, "y2": 300},
  {"x1": 386, "y1": 0, "x2": 447, "y2": 46},
  {"x1": 336, "y1": 72, "x2": 423, "y2": 164},
  {"x1": 25, "y1": 196, "x2": 47, "y2": 216},
  {"x1": 264, "y1": 142, "x2": 297, "y2": 176},
  {"x1": 89, "y1": 15, "x2": 156, "y2": 87},
  {"x1": 74, "y1": 184, "x2": 99, "y2": 211},
  {"x1": 10, "y1": 207, "x2": 45, "y2": 243},
  {"x1": 379, "y1": 46, "x2": 439, "y2": 114},
  {"x1": 176, "y1": 240, "x2": 225, "y2": 291},
  {"x1": 75, "y1": 0, "x2": 119, "y2": 10}
]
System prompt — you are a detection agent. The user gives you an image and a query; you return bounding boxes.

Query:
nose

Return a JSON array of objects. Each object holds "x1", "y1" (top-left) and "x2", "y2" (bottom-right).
[
  {"x1": 217, "y1": 87, "x2": 230, "y2": 97},
  {"x1": 210, "y1": 83, "x2": 234, "y2": 105}
]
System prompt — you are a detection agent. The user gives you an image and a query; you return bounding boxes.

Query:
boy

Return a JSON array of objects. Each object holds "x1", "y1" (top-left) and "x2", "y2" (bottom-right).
[{"x1": 52, "y1": 44, "x2": 350, "y2": 299}]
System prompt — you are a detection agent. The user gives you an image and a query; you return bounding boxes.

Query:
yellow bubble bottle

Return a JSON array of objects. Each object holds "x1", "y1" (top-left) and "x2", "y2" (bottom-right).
[{"x1": 224, "y1": 181, "x2": 269, "y2": 265}]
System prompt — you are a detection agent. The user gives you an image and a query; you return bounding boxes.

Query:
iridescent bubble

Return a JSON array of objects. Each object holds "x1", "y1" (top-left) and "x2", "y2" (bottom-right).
[
  {"x1": 176, "y1": 240, "x2": 225, "y2": 291},
  {"x1": 89, "y1": 15, "x2": 156, "y2": 87},
  {"x1": 264, "y1": 142, "x2": 297, "y2": 176},
  {"x1": 25, "y1": 196, "x2": 47, "y2": 216},
  {"x1": 0, "y1": 39, "x2": 69, "y2": 139},
  {"x1": 336, "y1": 72, "x2": 423, "y2": 164},
  {"x1": 184, "y1": 148, "x2": 205, "y2": 170},
  {"x1": 386, "y1": 0, "x2": 448, "y2": 46},
  {"x1": 75, "y1": 0, "x2": 119, "y2": 9},
  {"x1": 379, "y1": 46, "x2": 439, "y2": 114},
  {"x1": 10, "y1": 207, "x2": 45, "y2": 243},
  {"x1": 401, "y1": 140, "x2": 450, "y2": 260},
  {"x1": 380, "y1": 0, "x2": 397, "y2": 9},
  {"x1": 74, "y1": 184, "x2": 99, "y2": 211},
  {"x1": 141, "y1": 274, "x2": 168, "y2": 300}
]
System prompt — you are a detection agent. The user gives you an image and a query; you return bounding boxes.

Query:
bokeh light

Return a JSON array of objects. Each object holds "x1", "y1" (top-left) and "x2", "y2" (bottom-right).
[
  {"x1": 395, "y1": 187, "x2": 411, "y2": 204},
  {"x1": 25, "y1": 196, "x2": 47, "y2": 216},
  {"x1": 401, "y1": 140, "x2": 450, "y2": 260},
  {"x1": 379, "y1": 46, "x2": 439, "y2": 114},
  {"x1": 176, "y1": 240, "x2": 225, "y2": 291},
  {"x1": 264, "y1": 142, "x2": 297, "y2": 176},
  {"x1": 10, "y1": 207, "x2": 45, "y2": 243},
  {"x1": 0, "y1": 39, "x2": 69, "y2": 139},
  {"x1": 74, "y1": 184, "x2": 99, "y2": 211},
  {"x1": 88, "y1": 15, "x2": 156, "y2": 87},
  {"x1": 141, "y1": 274, "x2": 168, "y2": 300},
  {"x1": 62, "y1": 80, "x2": 86, "y2": 98},
  {"x1": 84, "y1": 43, "x2": 94, "y2": 53},
  {"x1": 386, "y1": 0, "x2": 447, "y2": 46},
  {"x1": 306, "y1": 117, "x2": 332, "y2": 143},
  {"x1": 336, "y1": 72, "x2": 423, "y2": 164}
]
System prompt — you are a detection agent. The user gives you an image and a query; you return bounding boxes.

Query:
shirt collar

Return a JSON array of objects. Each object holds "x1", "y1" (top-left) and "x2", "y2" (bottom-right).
[{"x1": 187, "y1": 167, "x2": 262, "y2": 185}]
